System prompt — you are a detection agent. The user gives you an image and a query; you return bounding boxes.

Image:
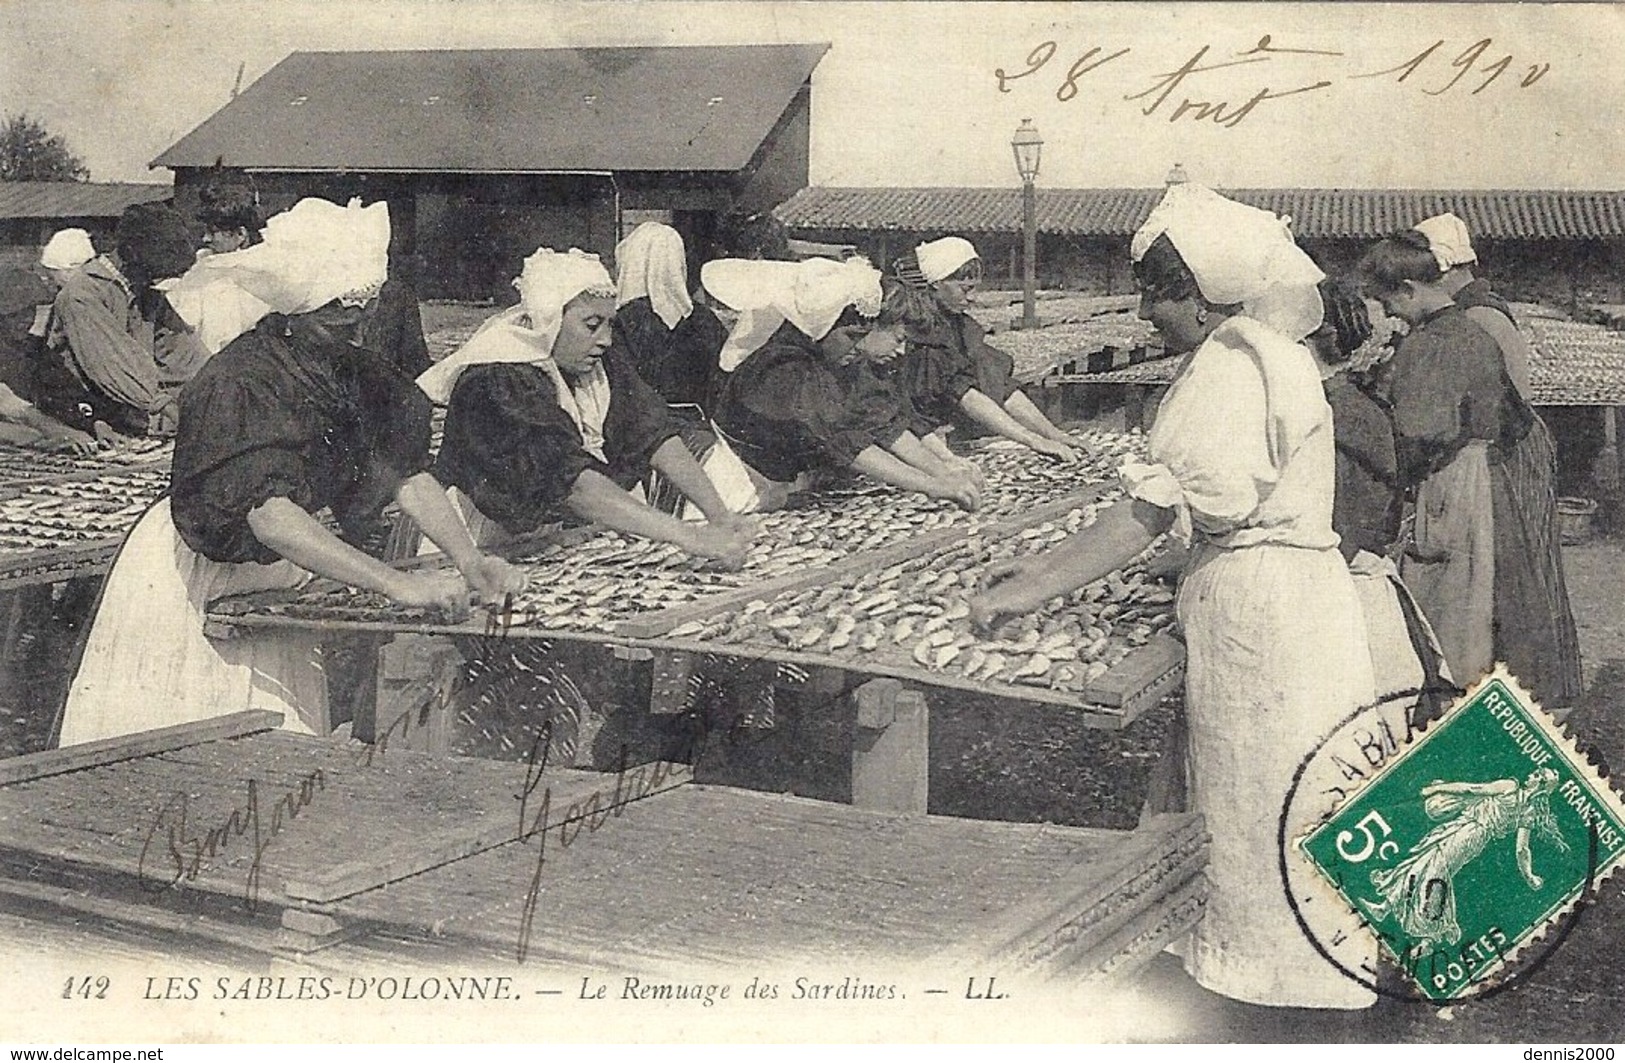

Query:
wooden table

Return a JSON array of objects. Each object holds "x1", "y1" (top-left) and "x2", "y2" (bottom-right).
[{"x1": 0, "y1": 713, "x2": 1207, "y2": 981}]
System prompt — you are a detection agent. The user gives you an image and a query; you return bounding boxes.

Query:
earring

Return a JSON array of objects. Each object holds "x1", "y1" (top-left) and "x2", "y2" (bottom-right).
[{"x1": 1195, "y1": 308, "x2": 1208, "y2": 325}]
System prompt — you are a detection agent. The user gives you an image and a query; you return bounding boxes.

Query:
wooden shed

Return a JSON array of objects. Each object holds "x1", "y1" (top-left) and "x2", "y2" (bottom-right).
[
  {"x1": 0, "y1": 181, "x2": 172, "y2": 271},
  {"x1": 151, "y1": 45, "x2": 828, "y2": 300}
]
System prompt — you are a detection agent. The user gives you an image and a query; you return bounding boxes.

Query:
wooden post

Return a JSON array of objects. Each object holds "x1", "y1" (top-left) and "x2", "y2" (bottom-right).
[
  {"x1": 1610, "y1": 406, "x2": 1624, "y2": 496},
  {"x1": 850, "y1": 678, "x2": 929, "y2": 815},
  {"x1": 369, "y1": 634, "x2": 461, "y2": 755},
  {"x1": 648, "y1": 648, "x2": 696, "y2": 715}
]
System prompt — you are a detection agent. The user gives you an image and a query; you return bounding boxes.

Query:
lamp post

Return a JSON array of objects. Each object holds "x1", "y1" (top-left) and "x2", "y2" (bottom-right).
[{"x1": 1011, "y1": 119, "x2": 1043, "y2": 330}]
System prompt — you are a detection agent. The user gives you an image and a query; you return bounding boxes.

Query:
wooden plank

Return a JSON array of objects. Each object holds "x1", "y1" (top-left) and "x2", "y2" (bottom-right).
[
  {"x1": 629, "y1": 636, "x2": 1132, "y2": 727},
  {"x1": 0, "y1": 728, "x2": 701, "y2": 914},
  {"x1": 0, "y1": 710, "x2": 284, "y2": 786},
  {"x1": 205, "y1": 610, "x2": 630, "y2": 645},
  {"x1": 957, "y1": 813, "x2": 1207, "y2": 971},
  {"x1": 279, "y1": 761, "x2": 693, "y2": 903},
  {"x1": 0, "y1": 541, "x2": 119, "y2": 590},
  {"x1": 1058, "y1": 872, "x2": 1209, "y2": 985},
  {"x1": 0, "y1": 867, "x2": 290, "y2": 963},
  {"x1": 319, "y1": 787, "x2": 1192, "y2": 972},
  {"x1": 1081, "y1": 632, "x2": 1186, "y2": 709}
]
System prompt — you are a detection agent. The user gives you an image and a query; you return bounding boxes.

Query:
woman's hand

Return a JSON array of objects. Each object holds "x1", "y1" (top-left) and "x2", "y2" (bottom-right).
[
  {"x1": 461, "y1": 554, "x2": 528, "y2": 606},
  {"x1": 37, "y1": 425, "x2": 100, "y2": 456},
  {"x1": 717, "y1": 512, "x2": 763, "y2": 540},
  {"x1": 968, "y1": 557, "x2": 1047, "y2": 633},
  {"x1": 1143, "y1": 543, "x2": 1189, "y2": 584},
  {"x1": 92, "y1": 420, "x2": 134, "y2": 448},
  {"x1": 384, "y1": 570, "x2": 473, "y2": 615},
  {"x1": 683, "y1": 521, "x2": 754, "y2": 571},
  {"x1": 1031, "y1": 437, "x2": 1080, "y2": 463},
  {"x1": 948, "y1": 455, "x2": 986, "y2": 491},
  {"x1": 928, "y1": 474, "x2": 981, "y2": 512}
]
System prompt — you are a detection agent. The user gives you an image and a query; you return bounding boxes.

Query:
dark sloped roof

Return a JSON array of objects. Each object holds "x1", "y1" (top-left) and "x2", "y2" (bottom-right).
[
  {"x1": 0, "y1": 182, "x2": 171, "y2": 221},
  {"x1": 776, "y1": 187, "x2": 1625, "y2": 240},
  {"x1": 154, "y1": 45, "x2": 829, "y2": 173}
]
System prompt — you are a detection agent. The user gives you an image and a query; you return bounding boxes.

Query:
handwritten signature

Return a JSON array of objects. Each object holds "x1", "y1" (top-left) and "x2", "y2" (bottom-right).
[
  {"x1": 995, "y1": 35, "x2": 1550, "y2": 129},
  {"x1": 510, "y1": 718, "x2": 711, "y2": 964},
  {"x1": 137, "y1": 769, "x2": 326, "y2": 910}
]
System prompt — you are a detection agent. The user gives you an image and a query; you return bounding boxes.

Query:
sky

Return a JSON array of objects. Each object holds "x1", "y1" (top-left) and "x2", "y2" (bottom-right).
[{"x1": 1, "y1": 1, "x2": 1621, "y2": 190}]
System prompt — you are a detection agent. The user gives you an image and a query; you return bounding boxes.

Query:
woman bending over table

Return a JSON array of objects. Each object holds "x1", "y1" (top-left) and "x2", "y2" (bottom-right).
[
  {"x1": 704, "y1": 256, "x2": 981, "y2": 513},
  {"x1": 422, "y1": 248, "x2": 757, "y2": 570},
  {"x1": 890, "y1": 237, "x2": 1081, "y2": 464},
  {"x1": 58, "y1": 198, "x2": 521, "y2": 747}
]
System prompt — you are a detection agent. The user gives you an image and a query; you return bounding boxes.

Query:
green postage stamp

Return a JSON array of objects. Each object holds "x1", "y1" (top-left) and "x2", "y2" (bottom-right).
[{"x1": 1296, "y1": 666, "x2": 1625, "y2": 1001}]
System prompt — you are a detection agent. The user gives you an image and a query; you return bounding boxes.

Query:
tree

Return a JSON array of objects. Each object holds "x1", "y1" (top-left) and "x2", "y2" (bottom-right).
[{"x1": 0, "y1": 113, "x2": 89, "y2": 182}]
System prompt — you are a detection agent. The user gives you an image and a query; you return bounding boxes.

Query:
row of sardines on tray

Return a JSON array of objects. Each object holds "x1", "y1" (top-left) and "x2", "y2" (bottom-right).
[
  {"x1": 0, "y1": 468, "x2": 172, "y2": 554},
  {"x1": 662, "y1": 495, "x2": 1177, "y2": 693},
  {"x1": 0, "y1": 438, "x2": 172, "y2": 486},
  {"x1": 483, "y1": 427, "x2": 1152, "y2": 631},
  {"x1": 227, "y1": 428, "x2": 1168, "y2": 650}
]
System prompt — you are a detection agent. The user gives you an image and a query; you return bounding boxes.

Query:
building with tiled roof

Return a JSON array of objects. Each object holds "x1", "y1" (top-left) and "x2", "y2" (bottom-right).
[
  {"x1": 0, "y1": 181, "x2": 172, "y2": 270},
  {"x1": 777, "y1": 186, "x2": 1625, "y2": 308}
]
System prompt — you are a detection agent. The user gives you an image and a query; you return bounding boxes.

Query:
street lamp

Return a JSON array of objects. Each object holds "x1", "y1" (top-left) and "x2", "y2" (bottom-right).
[{"x1": 1011, "y1": 119, "x2": 1043, "y2": 329}]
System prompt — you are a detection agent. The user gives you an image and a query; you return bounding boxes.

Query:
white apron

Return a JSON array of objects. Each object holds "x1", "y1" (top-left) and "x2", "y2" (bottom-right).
[{"x1": 58, "y1": 498, "x2": 328, "y2": 746}]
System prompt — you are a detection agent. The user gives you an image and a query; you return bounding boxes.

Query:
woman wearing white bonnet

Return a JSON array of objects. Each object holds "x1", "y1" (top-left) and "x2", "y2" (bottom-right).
[
  {"x1": 39, "y1": 227, "x2": 96, "y2": 285},
  {"x1": 1411, "y1": 211, "x2": 1534, "y2": 402},
  {"x1": 612, "y1": 221, "x2": 728, "y2": 412},
  {"x1": 58, "y1": 197, "x2": 524, "y2": 747},
  {"x1": 890, "y1": 235, "x2": 1081, "y2": 463},
  {"x1": 424, "y1": 246, "x2": 756, "y2": 569},
  {"x1": 972, "y1": 183, "x2": 1379, "y2": 1009},
  {"x1": 705, "y1": 255, "x2": 981, "y2": 511}
]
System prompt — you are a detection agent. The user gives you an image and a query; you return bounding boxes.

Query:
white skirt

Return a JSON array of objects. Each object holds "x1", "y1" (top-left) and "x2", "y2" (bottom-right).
[
  {"x1": 58, "y1": 498, "x2": 328, "y2": 746},
  {"x1": 1178, "y1": 540, "x2": 1378, "y2": 1009}
]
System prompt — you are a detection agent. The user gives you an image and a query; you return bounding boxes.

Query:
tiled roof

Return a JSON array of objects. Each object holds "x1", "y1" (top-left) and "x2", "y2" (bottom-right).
[
  {"x1": 155, "y1": 45, "x2": 827, "y2": 173},
  {"x1": 1525, "y1": 313, "x2": 1625, "y2": 406},
  {"x1": 777, "y1": 187, "x2": 1625, "y2": 241},
  {"x1": 0, "y1": 182, "x2": 171, "y2": 221}
]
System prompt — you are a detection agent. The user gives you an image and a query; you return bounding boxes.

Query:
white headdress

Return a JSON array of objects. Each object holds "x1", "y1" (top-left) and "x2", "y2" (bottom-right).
[
  {"x1": 159, "y1": 197, "x2": 390, "y2": 353},
  {"x1": 417, "y1": 247, "x2": 616, "y2": 460},
  {"x1": 914, "y1": 236, "x2": 979, "y2": 284},
  {"x1": 1131, "y1": 183, "x2": 1325, "y2": 342},
  {"x1": 40, "y1": 228, "x2": 95, "y2": 271},
  {"x1": 615, "y1": 222, "x2": 693, "y2": 330},
  {"x1": 1412, "y1": 212, "x2": 1477, "y2": 271},
  {"x1": 701, "y1": 256, "x2": 883, "y2": 371}
]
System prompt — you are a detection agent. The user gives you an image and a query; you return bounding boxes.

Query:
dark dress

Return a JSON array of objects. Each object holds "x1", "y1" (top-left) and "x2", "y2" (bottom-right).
[
  {"x1": 1453, "y1": 278, "x2": 1516, "y2": 322},
  {"x1": 1390, "y1": 305, "x2": 1582, "y2": 707},
  {"x1": 360, "y1": 278, "x2": 431, "y2": 382},
  {"x1": 1324, "y1": 373, "x2": 1401, "y2": 562},
  {"x1": 171, "y1": 317, "x2": 434, "y2": 564},
  {"x1": 435, "y1": 345, "x2": 680, "y2": 537},
  {"x1": 612, "y1": 297, "x2": 728, "y2": 413},
  {"x1": 712, "y1": 322, "x2": 914, "y2": 483},
  {"x1": 896, "y1": 305, "x2": 1017, "y2": 433}
]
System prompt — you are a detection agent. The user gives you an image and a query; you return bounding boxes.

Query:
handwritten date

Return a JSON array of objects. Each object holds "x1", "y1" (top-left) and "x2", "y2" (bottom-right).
[{"x1": 996, "y1": 35, "x2": 1551, "y2": 129}]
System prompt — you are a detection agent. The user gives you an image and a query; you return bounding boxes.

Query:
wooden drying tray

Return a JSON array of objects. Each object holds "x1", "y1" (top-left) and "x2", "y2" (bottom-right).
[
  {"x1": 0, "y1": 445, "x2": 171, "y2": 490},
  {"x1": 203, "y1": 491, "x2": 1094, "y2": 645},
  {"x1": 0, "y1": 537, "x2": 123, "y2": 590},
  {"x1": 610, "y1": 487, "x2": 1115, "y2": 640},
  {"x1": 608, "y1": 483, "x2": 1185, "y2": 728},
  {"x1": 625, "y1": 632, "x2": 1183, "y2": 730},
  {"x1": 0, "y1": 711, "x2": 1207, "y2": 979}
]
